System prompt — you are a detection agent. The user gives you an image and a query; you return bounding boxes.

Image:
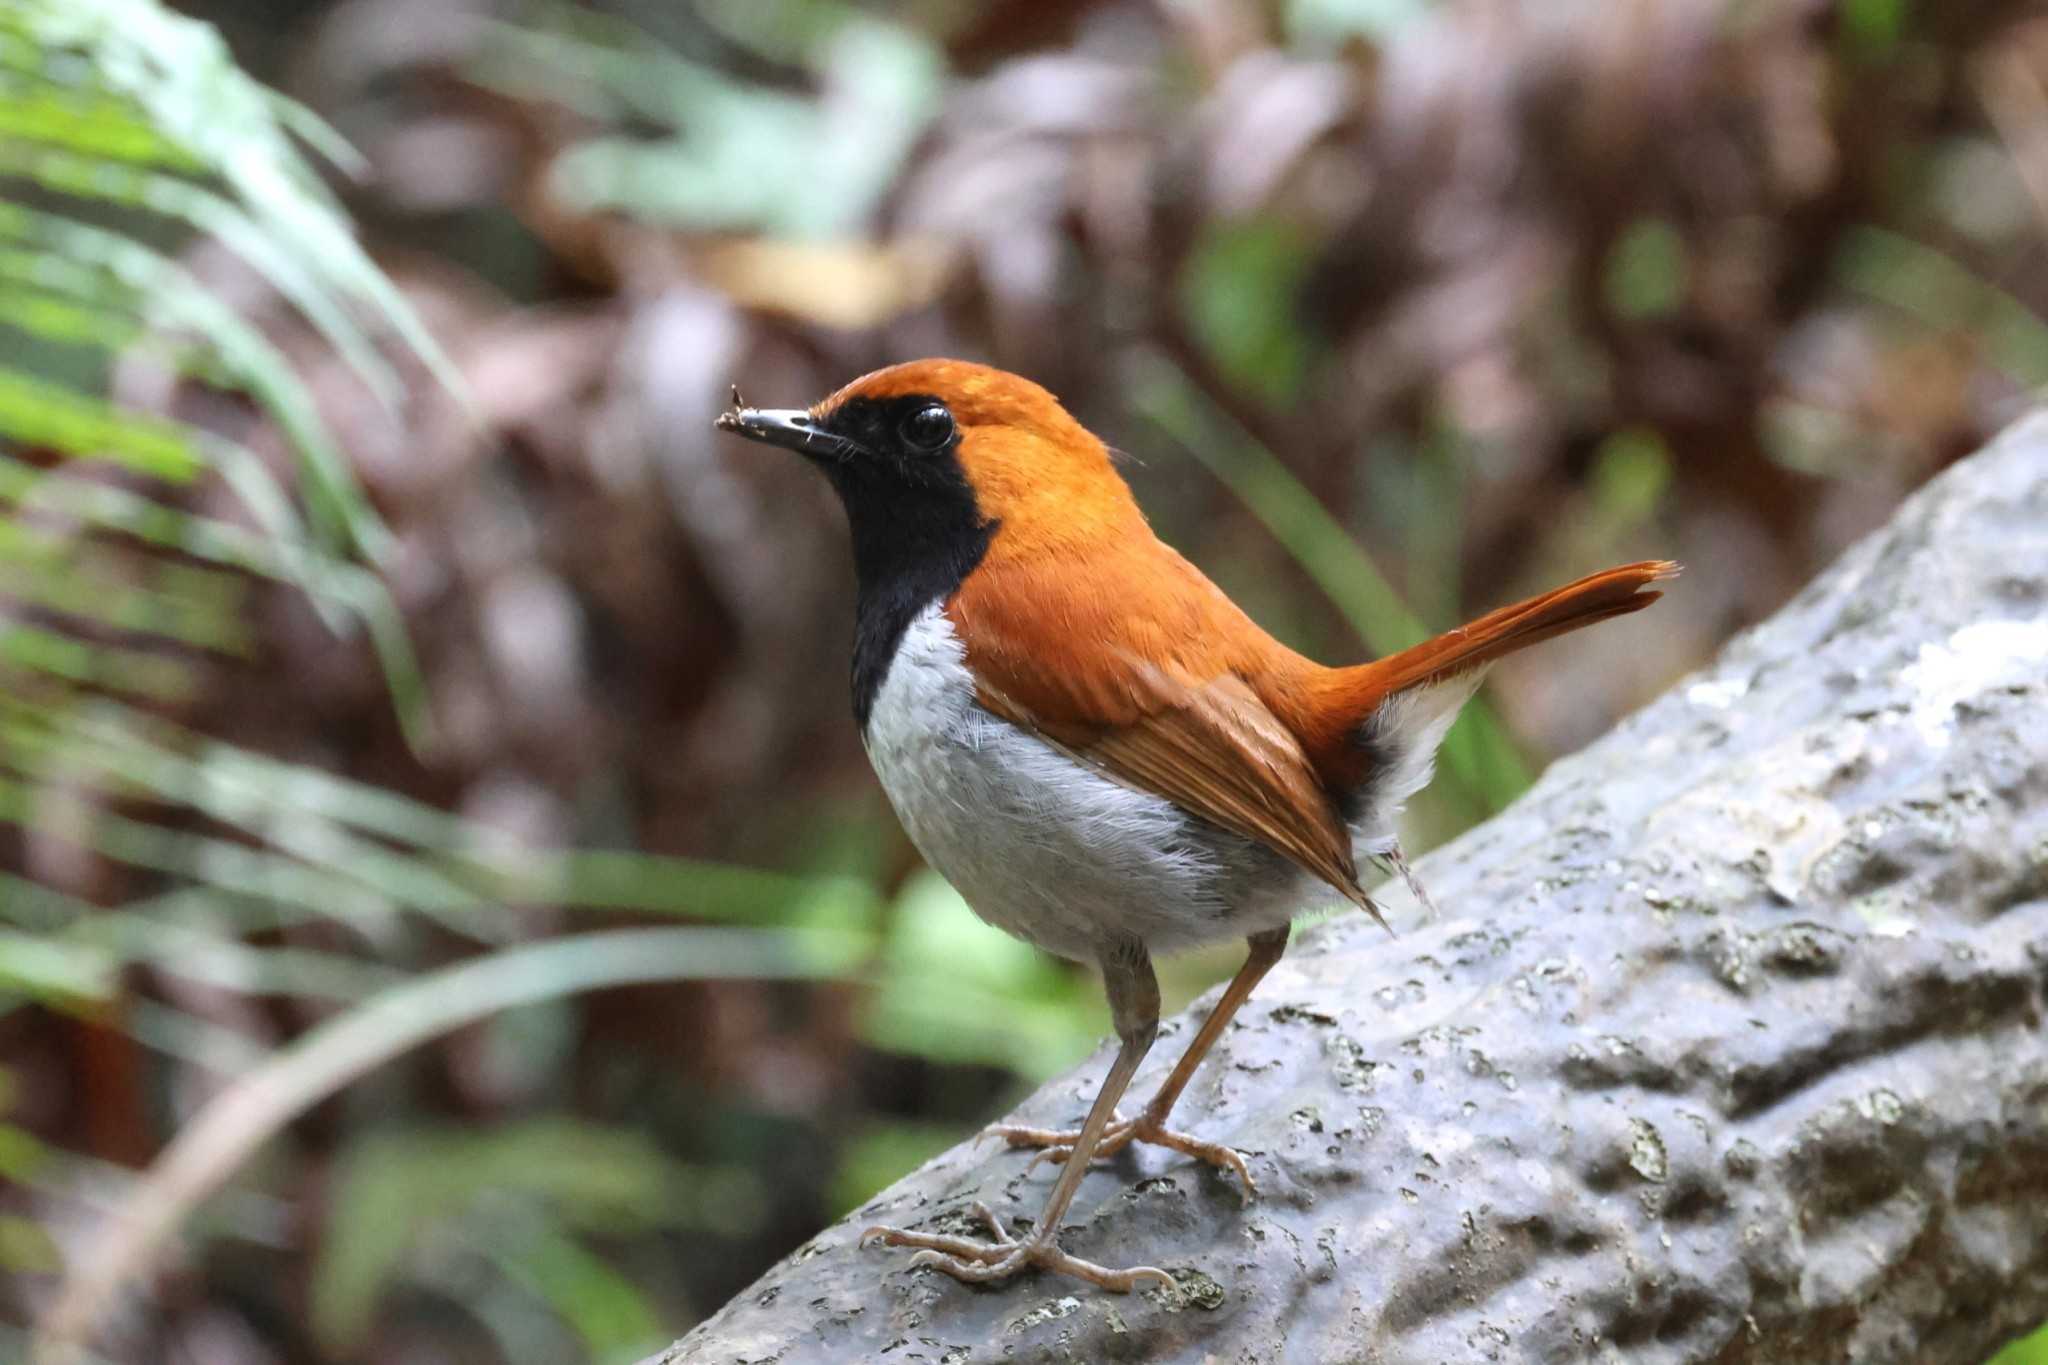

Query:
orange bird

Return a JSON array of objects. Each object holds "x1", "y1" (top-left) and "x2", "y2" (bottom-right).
[{"x1": 716, "y1": 359, "x2": 1675, "y2": 1292}]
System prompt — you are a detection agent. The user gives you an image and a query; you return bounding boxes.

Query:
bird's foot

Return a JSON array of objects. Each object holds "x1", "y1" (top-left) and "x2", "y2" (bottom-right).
[
  {"x1": 984, "y1": 1113, "x2": 1256, "y2": 1200},
  {"x1": 860, "y1": 1202, "x2": 1174, "y2": 1293}
]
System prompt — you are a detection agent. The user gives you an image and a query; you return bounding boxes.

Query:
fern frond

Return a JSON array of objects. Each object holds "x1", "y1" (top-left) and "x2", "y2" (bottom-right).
[{"x1": 0, "y1": 8, "x2": 882, "y2": 1357}]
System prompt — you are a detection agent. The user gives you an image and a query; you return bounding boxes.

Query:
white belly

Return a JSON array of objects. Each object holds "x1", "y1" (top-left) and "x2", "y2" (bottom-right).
[{"x1": 861, "y1": 606, "x2": 1311, "y2": 963}]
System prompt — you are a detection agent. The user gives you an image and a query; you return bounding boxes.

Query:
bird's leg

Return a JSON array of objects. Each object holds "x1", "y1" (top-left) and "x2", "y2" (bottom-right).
[
  {"x1": 861, "y1": 940, "x2": 1175, "y2": 1292},
  {"x1": 989, "y1": 926, "x2": 1287, "y2": 1200}
]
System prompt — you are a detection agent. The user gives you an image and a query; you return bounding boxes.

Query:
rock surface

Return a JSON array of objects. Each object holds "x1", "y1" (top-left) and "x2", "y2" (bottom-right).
[{"x1": 652, "y1": 419, "x2": 2048, "y2": 1364}]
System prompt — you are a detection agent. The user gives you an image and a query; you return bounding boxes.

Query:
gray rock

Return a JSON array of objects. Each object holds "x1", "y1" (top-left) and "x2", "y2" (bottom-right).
[{"x1": 651, "y1": 416, "x2": 2048, "y2": 1364}]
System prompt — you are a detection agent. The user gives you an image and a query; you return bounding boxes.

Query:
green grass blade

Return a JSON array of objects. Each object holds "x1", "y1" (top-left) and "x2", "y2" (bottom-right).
[
  {"x1": 5, "y1": 208, "x2": 392, "y2": 559},
  {"x1": 0, "y1": 76, "x2": 201, "y2": 168},
  {"x1": 0, "y1": 773, "x2": 414, "y2": 927},
  {"x1": 0, "y1": 871, "x2": 96, "y2": 930},
  {"x1": 0, "y1": 623, "x2": 197, "y2": 700},
  {"x1": 0, "y1": 460, "x2": 433, "y2": 738},
  {"x1": 35, "y1": 924, "x2": 870, "y2": 1355},
  {"x1": 13, "y1": 699, "x2": 875, "y2": 929},
  {"x1": 0, "y1": 520, "x2": 252, "y2": 652},
  {"x1": 123, "y1": 997, "x2": 268, "y2": 1074},
  {"x1": 0, "y1": 142, "x2": 405, "y2": 411},
  {"x1": 79, "y1": 914, "x2": 404, "y2": 1000},
  {"x1": 0, "y1": 364, "x2": 200, "y2": 480},
  {"x1": 477, "y1": 1217, "x2": 663, "y2": 1362},
  {"x1": 7, "y1": 0, "x2": 466, "y2": 405},
  {"x1": 0, "y1": 929, "x2": 116, "y2": 1007},
  {"x1": 1838, "y1": 226, "x2": 2048, "y2": 388}
]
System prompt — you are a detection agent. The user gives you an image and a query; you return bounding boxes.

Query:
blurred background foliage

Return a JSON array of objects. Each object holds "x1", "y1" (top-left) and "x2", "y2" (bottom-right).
[{"x1": 1, "y1": 0, "x2": 2045, "y2": 1360}]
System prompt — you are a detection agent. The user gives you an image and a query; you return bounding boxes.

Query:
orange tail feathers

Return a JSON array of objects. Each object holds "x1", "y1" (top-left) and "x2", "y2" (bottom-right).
[
  {"x1": 1299, "y1": 559, "x2": 1679, "y2": 768},
  {"x1": 1354, "y1": 559, "x2": 1679, "y2": 700}
]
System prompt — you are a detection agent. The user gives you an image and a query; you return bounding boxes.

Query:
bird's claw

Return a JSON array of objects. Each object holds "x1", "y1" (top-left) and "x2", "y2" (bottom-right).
[
  {"x1": 985, "y1": 1113, "x2": 1257, "y2": 1202},
  {"x1": 864, "y1": 1207, "x2": 1175, "y2": 1293},
  {"x1": 861, "y1": 1200, "x2": 1012, "y2": 1257}
]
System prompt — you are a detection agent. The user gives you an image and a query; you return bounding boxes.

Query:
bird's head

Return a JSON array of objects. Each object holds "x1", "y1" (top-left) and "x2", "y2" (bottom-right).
[{"x1": 715, "y1": 359, "x2": 1141, "y2": 562}]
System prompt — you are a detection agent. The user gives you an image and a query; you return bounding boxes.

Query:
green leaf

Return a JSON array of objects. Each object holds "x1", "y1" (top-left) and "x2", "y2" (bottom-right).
[
  {"x1": 1288, "y1": 0, "x2": 1435, "y2": 47},
  {"x1": 43, "y1": 926, "x2": 870, "y2": 1348},
  {"x1": 0, "y1": 1211, "x2": 62, "y2": 1273},
  {"x1": 0, "y1": 363, "x2": 199, "y2": 479},
  {"x1": 480, "y1": 6, "x2": 941, "y2": 240},
  {"x1": 0, "y1": 623, "x2": 197, "y2": 700},
  {"x1": 1837, "y1": 226, "x2": 2048, "y2": 388},
  {"x1": 0, "y1": 772, "x2": 427, "y2": 927},
  {"x1": 1604, "y1": 217, "x2": 1687, "y2": 322},
  {"x1": 0, "y1": 206, "x2": 394, "y2": 561},
  {"x1": 0, "y1": 1121, "x2": 51, "y2": 1183},
  {"x1": 0, "y1": 0, "x2": 465, "y2": 745},
  {"x1": 862, "y1": 870, "x2": 1100, "y2": 1075},
  {"x1": 480, "y1": 1216, "x2": 664, "y2": 1362},
  {"x1": 0, "y1": 140, "x2": 405, "y2": 411},
  {"x1": 0, "y1": 459, "x2": 434, "y2": 731},
  {"x1": 829, "y1": 1120, "x2": 961, "y2": 1218},
  {"x1": 0, "y1": 75, "x2": 200, "y2": 167},
  {"x1": 0, "y1": 520, "x2": 253, "y2": 652},
  {"x1": 123, "y1": 996, "x2": 268, "y2": 1074},
  {"x1": 4, "y1": 0, "x2": 464, "y2": 403},
  {"x1": 0, "y1": 929, "x2": 116, "y2": 1006},
  {"x1": 0, "y1": 871, "x2": 95, "y2": 930},
  {"x1": 1589, "y1": 427, "x2": 1673, "y2": 526},
  {"x1": 0, "y1": 281, "x2": 141, "y2": 353},
  {"x1": 1990, "y1": 1323, "x2": 2048, "y2": 1365},
  {"x1": 4, "y1": 696, "x2": 881, "y2": 934},
  {"x1": 80, "y1": 915, "x2": 404, "y2": 1000},
  {"x1": 1839, "y1": 0, "x2": 1906, "y2": 60},
  {"x1": 316, "y1": 1119, "x2": 687, "y2": 1355},
  {"x1": 1179, "y1": 217, "x2": 1316, "y2": 405}
]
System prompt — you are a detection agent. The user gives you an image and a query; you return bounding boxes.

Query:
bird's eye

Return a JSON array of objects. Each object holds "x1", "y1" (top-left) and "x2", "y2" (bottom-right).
[{"x1": 899, "y1": 404, "x2": 955, "y2": 452}]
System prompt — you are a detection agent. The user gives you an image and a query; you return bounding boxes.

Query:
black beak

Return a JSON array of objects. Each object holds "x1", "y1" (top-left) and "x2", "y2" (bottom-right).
[{"x1": 714, "y1": 388, "x2": 850, "y2": 462}]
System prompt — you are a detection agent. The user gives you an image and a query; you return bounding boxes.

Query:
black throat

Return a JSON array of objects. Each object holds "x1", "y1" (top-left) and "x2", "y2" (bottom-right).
[{"x1": 810, "y1": 396, "x2": 995, "y2": 730}]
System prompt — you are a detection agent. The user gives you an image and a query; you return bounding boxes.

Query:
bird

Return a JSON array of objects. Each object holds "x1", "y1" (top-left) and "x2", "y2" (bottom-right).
[{"x1": 714, "y1": 358, "x2": 1676, "y2": 1294}]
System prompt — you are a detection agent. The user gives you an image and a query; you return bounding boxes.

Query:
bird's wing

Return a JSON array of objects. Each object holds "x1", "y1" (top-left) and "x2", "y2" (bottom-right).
[{"x1": 946, "y1": 547, "x2": 1380, "y2": 922}]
